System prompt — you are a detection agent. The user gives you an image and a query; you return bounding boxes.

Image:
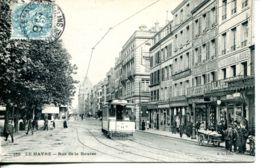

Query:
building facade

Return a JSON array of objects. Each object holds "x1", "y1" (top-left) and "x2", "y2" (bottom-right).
[
  {"x1": 120, "y1": 27, "x2": 155, "y2": 129},
  {"x1": 148, "y1": 0, "x2": 254, "y2": 135},
  {"x1": 148, "y1": 0, "x2": 193, "y2": 132}
]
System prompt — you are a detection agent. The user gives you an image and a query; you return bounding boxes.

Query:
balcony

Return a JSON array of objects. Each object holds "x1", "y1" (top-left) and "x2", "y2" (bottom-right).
[
  {"x1": 242, "y1": 1, "x2": 248, "y2": 8},
  {"x1": 172, "y1": 69, "x2": 191, "y2": 80},
  {"x1": 231, "y1": 45, "x2": 236, "y2": 51},
  {"x1": 241, "y1": 40, "x2": 247, "y2": 47},
  {"x1": 231, "y1": 8, "x2": 237, "y2": 14},
  {"x1": 222, "y1": 14, "x2": 227, "y2": 20},
  {"x1": 127, "y1": 70, "x2": 135, "y2": 79},
  {"x1": 187, "y1": 76, "x2": 253, "y2": 97},
  {"x1": 187, "y1": 80, "x2": 228, "y2": 97},
  {"x1": 222, "y1": 49, "x2": 226, "y2": 55}
]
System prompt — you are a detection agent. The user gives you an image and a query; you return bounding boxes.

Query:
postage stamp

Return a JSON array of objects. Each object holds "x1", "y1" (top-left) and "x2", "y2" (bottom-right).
[{"x1": 11, "y1": 1, "x2": 65, "y2": 43}]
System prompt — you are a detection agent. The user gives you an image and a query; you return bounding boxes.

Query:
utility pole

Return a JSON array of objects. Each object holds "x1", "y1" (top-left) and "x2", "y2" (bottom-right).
[{"x1": 139, "y1": 81, "x2": 142, "y2": 130}]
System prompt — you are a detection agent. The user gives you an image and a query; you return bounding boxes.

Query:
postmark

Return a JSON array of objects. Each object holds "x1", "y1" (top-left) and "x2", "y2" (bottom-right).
[{"x1": 11, "y1": 1, "x2": 65, "y2": 43}]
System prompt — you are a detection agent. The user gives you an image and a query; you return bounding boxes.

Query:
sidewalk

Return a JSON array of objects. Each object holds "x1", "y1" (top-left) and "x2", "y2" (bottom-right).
[
  {"x1": 0, "y1": 120, "x2": 59, "y2": 146},
  {"x1": 138, "y1": 128, "x2": 226, "y2": 147}
]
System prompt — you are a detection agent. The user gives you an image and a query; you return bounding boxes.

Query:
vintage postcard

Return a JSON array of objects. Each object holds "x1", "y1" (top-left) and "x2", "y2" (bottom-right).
[{"x1": 0, "y1": 0, "x2": 256, "y2": 163}]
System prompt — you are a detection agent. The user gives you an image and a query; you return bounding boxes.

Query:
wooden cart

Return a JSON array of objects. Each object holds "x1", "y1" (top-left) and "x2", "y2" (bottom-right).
[{"x1": 197, "y1": 130, "x2": 223, "y2": 147}]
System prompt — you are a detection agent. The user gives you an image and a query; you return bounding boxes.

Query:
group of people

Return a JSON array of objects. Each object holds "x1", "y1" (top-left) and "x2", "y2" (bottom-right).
[
  {"x1": 4, "y1": 117, "x2": 57, "y2": 143},
  {"x1": 223, "y1": 122, "x2": 249, "y2": 154}
]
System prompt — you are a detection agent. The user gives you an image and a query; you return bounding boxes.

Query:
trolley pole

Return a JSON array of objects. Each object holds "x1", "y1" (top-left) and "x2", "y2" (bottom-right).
[{"x1": 139, "y1": 81, "x2": 141, "y2": 130}]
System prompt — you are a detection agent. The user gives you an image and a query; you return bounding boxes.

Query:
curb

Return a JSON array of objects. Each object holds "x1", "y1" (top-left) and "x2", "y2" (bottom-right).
[{"x1": 137, "y1": 130, "x2": 198, "y2": 144}]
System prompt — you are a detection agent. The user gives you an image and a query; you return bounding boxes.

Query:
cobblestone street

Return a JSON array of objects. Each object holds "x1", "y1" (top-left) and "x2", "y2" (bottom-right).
[{"x1": 0, "y1": 118, "x2": 254, "y2": 163}]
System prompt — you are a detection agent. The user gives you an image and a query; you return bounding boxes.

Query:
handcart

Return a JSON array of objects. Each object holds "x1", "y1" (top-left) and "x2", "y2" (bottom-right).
[{"x1": 197, "y1": 129, "x2": 223, "y2": 147}]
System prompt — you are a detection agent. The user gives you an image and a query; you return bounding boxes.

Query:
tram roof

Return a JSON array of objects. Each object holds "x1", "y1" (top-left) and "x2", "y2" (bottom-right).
[{"x1": 111, "y1": 99, "x2": 128, "y2": 106}]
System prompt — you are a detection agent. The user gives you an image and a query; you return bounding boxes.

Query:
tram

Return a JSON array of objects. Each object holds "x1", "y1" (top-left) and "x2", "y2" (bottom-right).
[{"x1": 101, "y1": 99, "x2": 135, "y2": 138}]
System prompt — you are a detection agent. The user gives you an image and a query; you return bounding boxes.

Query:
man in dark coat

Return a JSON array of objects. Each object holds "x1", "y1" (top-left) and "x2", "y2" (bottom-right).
[
  {"x1": 179, "y1": 123, "x2": 184, "y2": 138},
  {"x1": 232, "y1": 124, "x2": 239, "y2": 152},
  {"x1": 237, "y1": 126, "x2": 249, "y2": 153},
  {"x1": 224, "y1": 125, "x2": 233, "y2": 151},
  {"x1": 43, "y1": 118, "x2": 49, "y2": 131},
  {"x1": 141, "y1": 120, "x2": 145, "y2": 130},
  {"x1": 5, "y1": 121, "x2": 14, "y2": 143},
  {"x1": 26, "y1": 119, "x2": 33, "y2": 135}
]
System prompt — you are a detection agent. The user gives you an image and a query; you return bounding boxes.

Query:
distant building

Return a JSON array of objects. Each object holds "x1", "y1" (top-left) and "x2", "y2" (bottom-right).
[{"x1": 78, "y1": 75, "x2": 92, "y2": 117}]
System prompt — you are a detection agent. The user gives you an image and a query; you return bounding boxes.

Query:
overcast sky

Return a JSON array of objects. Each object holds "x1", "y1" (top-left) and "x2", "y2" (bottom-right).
[{"x1": 55, "y1": 0, "x2": 182, "y2": 108}]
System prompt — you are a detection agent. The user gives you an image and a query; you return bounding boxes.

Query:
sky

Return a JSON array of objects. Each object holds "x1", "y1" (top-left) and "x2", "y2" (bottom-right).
[{"x1": 55, "y1": 0, "x2": 182, "y2": 108}]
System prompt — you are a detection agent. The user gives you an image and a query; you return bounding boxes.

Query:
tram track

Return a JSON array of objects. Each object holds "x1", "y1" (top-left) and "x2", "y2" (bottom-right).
[
  {"x1": 71, "y1": 121, "x2": 253, "y2": 162},
  {"x1": 73, "y1": 121, "x2": 227, "y2": 162},
  {"x1": 74, "y1": 127, "x2": 132, "y2": 162},
  {"x1": 84, "y1": 127, "x2": 166, "y2": 162}
]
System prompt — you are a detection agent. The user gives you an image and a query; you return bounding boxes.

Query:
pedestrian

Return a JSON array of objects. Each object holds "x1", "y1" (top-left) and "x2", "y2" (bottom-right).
[
  {"x1": 63, "y1": 120, "x2": 68, "y2": 128},
  {"x1": 237, "y1": 125, "x2": 249, "y2": 153},
  {"x1": 179, "y1": 123, "x2": 184, "y2": 138},
  {"x1": 43, "y1": 118, "x2": 48, "y2": 131},
  {"x1": 5, "y1": 121, "x2": 14, "y2": 143},
  {"x1": 146, "y1": 120, "x2": 150, "y2": 130},
  {"x1": 231, "y1": 123, "x2": 238, "y2": 152},
  {"x1": 32, "y1": 119, "x2": 38, "y2": 130},
  {"x1": 224, "y1": 125, "x2": 233, "y2": 151},
  {"x1": 26, "y1": 119, "x2": 33, "y2": 135},
  {"x1": 141, "y1": 120, "x2": 145, "y2": 130},
  {"x1": 52, "y1": 120, "x2": 55, "y2": 128}
]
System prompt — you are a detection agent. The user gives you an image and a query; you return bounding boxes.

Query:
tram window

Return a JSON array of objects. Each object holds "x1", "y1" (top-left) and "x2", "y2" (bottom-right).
[
  {"x1": 109, "y1": 105, "x2": 116, "y2": 117},
  {"x1": 116, "y1": 105, "x2": 123, "y2": 121}
]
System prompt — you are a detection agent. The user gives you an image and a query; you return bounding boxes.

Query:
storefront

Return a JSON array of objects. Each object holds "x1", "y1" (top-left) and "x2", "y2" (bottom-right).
[{"x1": 170, "y1": 99, "x2": 189, "y2": 133}]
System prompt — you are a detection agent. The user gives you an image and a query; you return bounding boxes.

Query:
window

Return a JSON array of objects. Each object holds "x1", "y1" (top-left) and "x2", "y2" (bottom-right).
[
  {"x1": 202, "y1": 13, "x2": 207, "y2": 32},
  {"x1": 186, "y1": 4, "x2": 190, "y2": 17},
  {"x1": 210, "y1": 7, "x2": 216, "y2": 26},
  {"x1": 174, "y1": 34, "x2": 178, "y2": 51},
  {"x1": 195, "y1": 19, "x2": 199, "y2": 36},
  {"x1": 175, "y1": 58, "x2": 178, "y2": 73},
  {"x1": 161, "y1": 68, "x2": 165, "y2": 81},
  {"x1": 175, "y1": 14, "x2": 178, "y2": 25},
  {"x1": 231, "y1": 65, "x2": 236, "y2": 77},
  {"x1": 241, "y1": 21, "x2": 248, "y2": 47},
  {"x1": 202, "y1": 44, "x2": 206, "y2": 62},
  {"x1": 231, "y1": 28, "x2": 236, "y2": 51},
  {"x1": 186, "y1": 52, "x2": 190, "y2": 69},
  {"x1": 180, "y1": 31, "x2": 183, "y2": 47},
  {"x1": 211, "y1": 72, "x2": 216, "y2": 82},
  {"x1": 167, "y1": 43, "x2": 172, "y2": 57},
  {"x1": 222, "y1": 33, "x2": 227, "y2": 54},
  {"x1": 222, "y1": 68, "x2": 227, "y2": 79},
  {"x1": 180, "y1": 9, "x2": 183, "y2": 23},
  {"x1": 150, "y1": 56, "x2": 153, "y2": 68},
  {"x1": 198, "y1": 47, "x2": 201, "y2": 63},
  {"x1": 169, "y1": 65, "x2": 172, "y2": 78},
  {"x1": 242, "y1": 62, "x2": 248, "y2": 76},
  {"x1": 242, "y1": 0, "x2": 248, "y2": 8},
  {"x1": 202, "y1": 74, "x2": 207, "y2": 84},
  {"x1": 231, "y1": 0, "x2": 237, "y2": 14},
  {"x1": 222, "y1": 0, "x2": 227, "y2": 20},
  {"x1": 210, "y1": 39, "x2": 216, "y2": 58},
  {"x1": 186, "y1": 26, "x2": 190, "y2": 43}
]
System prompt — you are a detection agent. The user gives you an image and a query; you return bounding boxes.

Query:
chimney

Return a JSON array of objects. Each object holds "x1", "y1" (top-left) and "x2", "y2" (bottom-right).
[
  {"x1": 154, "y1": 22, "x2": 160, "y2": 32},
  {"x1": 165, "y1": 10, "x2": 169, "y2": 24}
]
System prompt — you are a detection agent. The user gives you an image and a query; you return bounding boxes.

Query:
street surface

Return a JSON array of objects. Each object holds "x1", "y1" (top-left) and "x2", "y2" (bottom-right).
[{"x1": 0, "y1": 118, "x2": 255, "y2": 163}]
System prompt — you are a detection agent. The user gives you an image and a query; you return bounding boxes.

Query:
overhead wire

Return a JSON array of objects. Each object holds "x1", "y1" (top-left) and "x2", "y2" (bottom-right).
[{"x1": 85, "y1": 0, "x2": 161, "y2": 78}]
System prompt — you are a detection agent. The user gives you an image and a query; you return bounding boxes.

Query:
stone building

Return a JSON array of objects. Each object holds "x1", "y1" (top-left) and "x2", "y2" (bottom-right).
[
  {"x1": 148, "y1": 0, "x2": 193, "y2": 132},
  {"x1": 120, "y1": 27, "x2": 155, "y2": 129}
]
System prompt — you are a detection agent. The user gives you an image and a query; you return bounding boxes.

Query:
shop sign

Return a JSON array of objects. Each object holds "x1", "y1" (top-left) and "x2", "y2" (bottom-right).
[
  {"x1": 218, "y1": 50, "x2": 250, "y2": 68},
  {"x1": 0, "y1": 105, "x2": 6, "y2": 111},
  {"x1": 233, "y1": 92, "x2": 241, "y2": 98},
  {"x1": 226, "y1": 94, "x2": 233, "y2": 99}
]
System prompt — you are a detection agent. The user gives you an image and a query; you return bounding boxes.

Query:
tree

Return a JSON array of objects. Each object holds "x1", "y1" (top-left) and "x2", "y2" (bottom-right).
[{"x1": 0, "y1": 0, "x2": 78, "y2": 133}]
